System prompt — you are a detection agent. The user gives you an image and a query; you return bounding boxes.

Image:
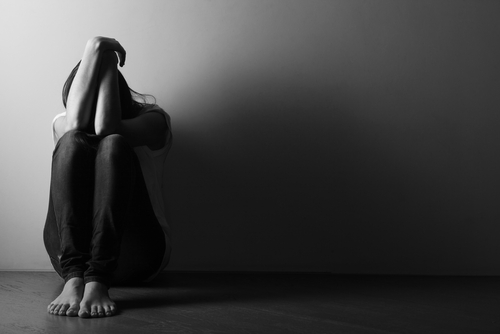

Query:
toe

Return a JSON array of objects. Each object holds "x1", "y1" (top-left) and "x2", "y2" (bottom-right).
[
  {"x1": 90, "y1": 305, "x2": 99, "y2": 318},
  {"x1": 78, "y1": 303, "x2": 91, "y2": 318},
  {"x1": 96, "y1": 306, "x2": 105, "y2": 317},
  {"x1": 52, "y1": 304, "x2": 62, "y2": 315},
  {"x1": 66, "y1": 303, "x2": 79, "y2": 317},
  {"x1": 58, "y1": 304, "x2": 69, "y2": 316},
  {"x1": 103, "y1": 306, "x2": 112, "y2": 317},
  {"x1": 78, "y1": 309, "x2": 90, "y2": 318},
  {"x1": 66, "y1": 308, "x2": 77, "y2": 317}
]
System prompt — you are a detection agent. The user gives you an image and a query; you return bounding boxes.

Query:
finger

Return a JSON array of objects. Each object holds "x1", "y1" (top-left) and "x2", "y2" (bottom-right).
[
  {"x1": 114, "y1": 52, "x2": 121, "y2": 66},
  {"x1": 119, "y1": 49, "x2": 126, "y2": 67},
  {"x1": 116, "y1": 52, "x2": 125, "y2": 67},
  {"x1": 112, "y1": 48, "x2": 124, "y2": 67},
  {"x1": 113, "y1": 42, "x2": 126, "y2": 66},
  {"x1": 112, "y1": 41, "x2": 126, "y2": 66}
]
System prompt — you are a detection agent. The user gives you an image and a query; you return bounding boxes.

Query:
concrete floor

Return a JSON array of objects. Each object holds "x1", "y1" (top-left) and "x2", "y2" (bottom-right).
[{"x1": 1, "y1": 271, "x2": 500, "y2": 333}]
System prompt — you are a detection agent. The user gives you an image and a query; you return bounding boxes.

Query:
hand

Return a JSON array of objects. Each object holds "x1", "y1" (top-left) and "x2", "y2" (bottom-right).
[{"x1": 88, "y1": 36, "x2": 126, "y2": 67}]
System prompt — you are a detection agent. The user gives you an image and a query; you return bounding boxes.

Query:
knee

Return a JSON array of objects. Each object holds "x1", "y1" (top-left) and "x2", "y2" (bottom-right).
[
  {"x1": 54, "y1": 130, "x2": 91, "y2": 156},
  {"x1": 99, "y1": 134, "x2": 129, "y2": 150},
  {"x1": 58, "y1": 129, "x2": 82, "y2": 144},
  {"x1": 97, "y1": 134, "x2": 132, "y2": 159}
]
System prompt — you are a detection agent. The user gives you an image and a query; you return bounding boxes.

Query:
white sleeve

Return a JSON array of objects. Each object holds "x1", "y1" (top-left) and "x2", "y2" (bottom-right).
[{"x1": 52, "y1": 112, "x2": 66, "y2": 146}]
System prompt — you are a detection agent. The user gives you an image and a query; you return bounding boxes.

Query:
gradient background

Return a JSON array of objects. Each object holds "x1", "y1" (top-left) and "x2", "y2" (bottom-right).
[{"x1": 1, "y1": 0, "x2": 500, "y2": 275}]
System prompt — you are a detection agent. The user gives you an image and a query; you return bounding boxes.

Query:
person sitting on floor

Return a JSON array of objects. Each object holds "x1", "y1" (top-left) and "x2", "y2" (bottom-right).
[{"x1": 44, "y1": 36, "x2": 172, "y2": 318}]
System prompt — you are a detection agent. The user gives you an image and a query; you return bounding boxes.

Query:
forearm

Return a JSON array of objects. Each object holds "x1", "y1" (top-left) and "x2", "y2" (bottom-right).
[
  {"x1": 65, "y1": 38, "x2": 103, "y2": 131},
  {"x1": 94, "y1": 51, "x2": 122, "y2": 136}
]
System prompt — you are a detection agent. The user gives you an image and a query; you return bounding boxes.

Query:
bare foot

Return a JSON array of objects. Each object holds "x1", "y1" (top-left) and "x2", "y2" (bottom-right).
[
  {"x1": 47, "y1": 277, "x2": 84, "y2": 316},
  {"x1": 78, "y1": 282, "x2": 117, "y2": 318}
]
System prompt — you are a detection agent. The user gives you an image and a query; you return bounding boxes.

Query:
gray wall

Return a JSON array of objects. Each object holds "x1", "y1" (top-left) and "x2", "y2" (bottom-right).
[{"x1": 1, "y1": 0, "x2": 499, "y2": 275}]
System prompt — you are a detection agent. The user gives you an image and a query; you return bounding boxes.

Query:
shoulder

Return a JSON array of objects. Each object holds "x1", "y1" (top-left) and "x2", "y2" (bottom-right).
[
  {"x1": 120, "y1": 104, "x2": 171, "y2": 149},
  {"x1": 138, "y1": 104, "x2": 171, "y2": 130},
  {"x1": 141, "y1": 104, "x2": 169, "y2": 117}
]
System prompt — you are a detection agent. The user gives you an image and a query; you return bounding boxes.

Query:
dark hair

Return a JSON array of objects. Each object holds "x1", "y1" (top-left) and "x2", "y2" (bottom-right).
[{"x1": 62, "y1": 60, "x2": 155, "y2": 120}]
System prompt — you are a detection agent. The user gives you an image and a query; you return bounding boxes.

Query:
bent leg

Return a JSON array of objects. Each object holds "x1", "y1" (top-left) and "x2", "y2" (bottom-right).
[
  {"x1": 85, "y1": 133, "x2": 166, "y2": 285},
  {"x1": 112, "y1": 155, "x2": 167, "y2": 285},
  {"x1": 85, "y1": 134, "x2": 137, "y2": 287},
  {"x1": 79, "y1": 134, "x2": 165, "y2": 318},
  {"x1": 44, "y1": 130, "x2": 98, "y2": 316},
  {"x1": 45, "y1": 130, "x2": 98, "y2": 281}
]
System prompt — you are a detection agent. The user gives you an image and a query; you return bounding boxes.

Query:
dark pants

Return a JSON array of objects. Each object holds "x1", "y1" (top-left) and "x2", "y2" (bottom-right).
[{"x1": 44, "y1": 130, "x2": 166, "y2": 287}]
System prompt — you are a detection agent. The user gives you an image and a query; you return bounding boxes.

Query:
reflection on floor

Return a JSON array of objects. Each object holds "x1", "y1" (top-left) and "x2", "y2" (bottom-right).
[{"x1": 0, "y1": 271, "x2": 499, "y2": 334}]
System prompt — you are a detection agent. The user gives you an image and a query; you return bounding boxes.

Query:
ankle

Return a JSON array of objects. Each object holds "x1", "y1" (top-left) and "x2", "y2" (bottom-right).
[
  {"x1": 84, "y1": 276, "x2": 110, "y2": 289},
  {"x1": 65, "y1": 277, "x2": 84, "y2": 287},
  {"x1": 85, "y1": 281, "x2": 108, "y2": 292}
]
